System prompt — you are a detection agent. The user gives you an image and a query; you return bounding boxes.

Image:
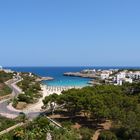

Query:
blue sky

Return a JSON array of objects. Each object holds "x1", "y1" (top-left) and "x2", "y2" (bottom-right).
[{"x1": 0, "y1": 0, "x2": 140, "y2": 66}]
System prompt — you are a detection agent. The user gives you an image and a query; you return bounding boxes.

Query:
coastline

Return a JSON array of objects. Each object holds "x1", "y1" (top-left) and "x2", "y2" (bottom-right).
[
  {"x1": 4, "y1": 84, "x2": 83, "y2": 118},
  {"x1": 8, "y1": 67, "x2": 93, "y2": 87},
  {"x1": 64, "y1": 72, "x2": 97, "y2": 78},
  {"x1": 36, "y1": 76, "x2": 54, "y2": 82}
]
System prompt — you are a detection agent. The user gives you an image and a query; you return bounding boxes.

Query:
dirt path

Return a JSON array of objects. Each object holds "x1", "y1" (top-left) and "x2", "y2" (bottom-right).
[{"x1": 92, "y1": 120, "x2": 112, "y2": 140}]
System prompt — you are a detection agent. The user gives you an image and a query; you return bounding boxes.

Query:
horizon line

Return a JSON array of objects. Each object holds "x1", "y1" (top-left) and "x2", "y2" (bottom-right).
[{"x1": 3, "y1": 65, "x2": 140, "y2": 68}]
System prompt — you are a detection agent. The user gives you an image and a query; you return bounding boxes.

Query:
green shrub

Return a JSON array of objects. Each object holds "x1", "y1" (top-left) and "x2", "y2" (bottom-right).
[
  {"x1": 12, "y1": 98, "x2": 18, "y2": 108},
  {"x1": 0, "y1": 116, "x2": 18, "y2": 132},
  {"x1": 98, "y1": 131, "x2": 118, "y2": 140},
  {"x1": 18, "y1": 94, "x2": 32, "y2": 103},
  {"x1": 79, "y1": 127, "x2": 94, "y2": 140},
  {"x1": 61, "y1": 121, "x2": 73, "y2": 129}
]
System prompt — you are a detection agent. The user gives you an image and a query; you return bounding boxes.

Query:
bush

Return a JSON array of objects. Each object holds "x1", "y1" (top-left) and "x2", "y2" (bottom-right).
[
  {"x1": 18, "y1": 94, "x2": 32, "y2": 103},
  {"x1": 0, "y1": 116, "x2": 18, "y2": 131},
  {"x1": 35, "y1": 116, "x2": 50, "y2": 128},
  {"x1": 115, "y1": 127, "x2": 140, "y2": 140},
  {"x1": 79, "y1": 127, "x2": 94, "y2": 140},
  {"x1": 98, "y1": 131, "x2": 118, "y2": 140},
  {"x1": 52, "y1": 128, "x2": 80, "y2": 140},
  {"x1": 12, "y1": 98, "x2": 18, "y2": 108},
  {"x1": 0, "y1": 83, "x2": 12, "y2": 96},
  {"x1": 61, "y1": 121, "x2": 73, "y2": 129}
]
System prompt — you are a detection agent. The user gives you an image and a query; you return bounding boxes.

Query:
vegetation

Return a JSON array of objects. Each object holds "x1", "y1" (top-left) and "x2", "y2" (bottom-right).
[
  {"x1": 0, "y1": 71, "x2": 13, "y2": 97},
  {"x1": 78, "y1": 127, "x2": 93, "y2": 140},
  {"x1": 1, "y1": 70, "x2": 140, "y2": 139},
  {"x1": 15, "y1": 73, "x2": 42, "y2": 105},
  {"x1": 43, "y1": 83, "x2": 140, "y2": 140},
  {"x1": 0, "y1": 116, "x2": 19, "y2": 132},
  {"x1": 98, "y1": 131, "x2": 117, "y2": 140},
  {"x1": 0, "y1": 116, "x2": 80, "y2": 140},
  {"x1": 0, "y1": 71, "x2": 13, "y2": 83},
  {"x1": 0, "y1": 83, "x2": 12, "y2": 96}
]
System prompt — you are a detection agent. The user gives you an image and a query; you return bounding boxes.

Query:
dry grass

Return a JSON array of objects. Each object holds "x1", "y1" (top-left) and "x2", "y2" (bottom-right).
[{"x1": 16, "y1": 102, "x2": 27, "y2": 110}]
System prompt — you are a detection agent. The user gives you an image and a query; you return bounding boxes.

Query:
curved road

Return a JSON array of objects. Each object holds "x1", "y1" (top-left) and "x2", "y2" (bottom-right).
[
  {"x1": 0, "y1": 99, "x2": 41, "y2": 119},
  {"x1": 0, "y1": 79, "x2": 42, "y2": 119}
]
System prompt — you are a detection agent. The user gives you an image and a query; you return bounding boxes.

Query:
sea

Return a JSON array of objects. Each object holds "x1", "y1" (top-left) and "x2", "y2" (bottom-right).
[{"x1": 5, "y1": 66, "x2": 140, "y2": 87}]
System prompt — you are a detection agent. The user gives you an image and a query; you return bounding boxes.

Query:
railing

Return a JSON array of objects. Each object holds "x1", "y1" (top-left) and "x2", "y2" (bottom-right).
[{"x1": 46, "y1": 116, "x2": 62, "y2": 128}]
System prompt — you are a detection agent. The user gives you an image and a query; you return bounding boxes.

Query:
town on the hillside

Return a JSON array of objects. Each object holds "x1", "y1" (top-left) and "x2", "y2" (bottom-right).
[{"x1": 64, "y1": 68, "x2": 140, "y2": 85}]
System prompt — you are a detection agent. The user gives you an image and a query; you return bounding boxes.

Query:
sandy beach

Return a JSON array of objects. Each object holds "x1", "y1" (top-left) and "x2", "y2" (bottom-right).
[{"x1": 6, "y1": 85, "x2": 80, "y2": 115}]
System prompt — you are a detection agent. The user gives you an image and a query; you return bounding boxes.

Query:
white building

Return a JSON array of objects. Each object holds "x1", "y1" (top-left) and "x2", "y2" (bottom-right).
[
  {"x1": 117, "y1": 79, "x2": 123, "y2": 85},
  {"x1": 29, "y1": 72, "x2": 34, "y2": 77},
  {"x1": 127, "y1": 72, "x2": 140, "y2": 79},
  {"x1": 114, "y1": 72, "x2": 126, "y2": 85},
  {"x1": 117, "y1": 72, "x2": 126, "y2": 80},
  {"x1": 124, "y1": 78, "x2": 133, "y2": 83},
  {"x1": 102, "y1": 70, "x2": 113, "y2": 75},
  {"x1": 101, "y1": 73, "x2": 110, "y2": 80},
  {"x1": 115, "y1": 72, "x2": 133, "y2": 85}
]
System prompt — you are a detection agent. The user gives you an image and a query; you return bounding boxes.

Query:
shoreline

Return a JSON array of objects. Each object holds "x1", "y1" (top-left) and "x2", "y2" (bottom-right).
[
  {"x1": 4, "y1": 84, "x2": 83, "y2": 118},
  {"x1": 36, "y1": 76, "x2": 54, "y2": 82},
  {"x1": 63, "y1": 72, "x2": 97, "y2": 79}
]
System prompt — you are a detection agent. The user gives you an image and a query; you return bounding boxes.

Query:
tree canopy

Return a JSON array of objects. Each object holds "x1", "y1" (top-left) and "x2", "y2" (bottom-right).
[{"x1": 43, "y1": 83, "x2": 140, "y2": 140}]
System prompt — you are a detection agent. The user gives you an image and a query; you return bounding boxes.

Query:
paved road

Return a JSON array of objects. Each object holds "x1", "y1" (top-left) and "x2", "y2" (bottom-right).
[
  {"x1": 5, "y1": 79, "x2": 22, "y2": 97},
  {"x1": 0, "y1": 78, "x2": 42, "y2": 119},
  {"x1": 0, "y1": 100, "x2": 19, "y2": 116},
  {"x1": 0, "y1": 97, "x2": 42, "y2": 119}
]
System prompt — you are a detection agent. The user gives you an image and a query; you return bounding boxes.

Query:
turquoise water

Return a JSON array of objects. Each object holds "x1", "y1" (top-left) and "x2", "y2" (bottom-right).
[
  {"x1": 7, "y1": 66, "x2": 139, "y2": 87},
  {"x1": 44, "y1": 77, "x2": 89, "y2": 87},
  {"x1": 8, "y1": 67, "x2": 91, "y2": 87}
]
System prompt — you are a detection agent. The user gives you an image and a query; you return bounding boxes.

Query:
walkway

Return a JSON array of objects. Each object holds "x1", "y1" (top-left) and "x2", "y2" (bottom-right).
[
  {"x1": 0, "y1": 123, "x2": 24, "y2": 136},
  {"x1": 92, "y1": 120, "x2": 112, "y2": 140}
]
